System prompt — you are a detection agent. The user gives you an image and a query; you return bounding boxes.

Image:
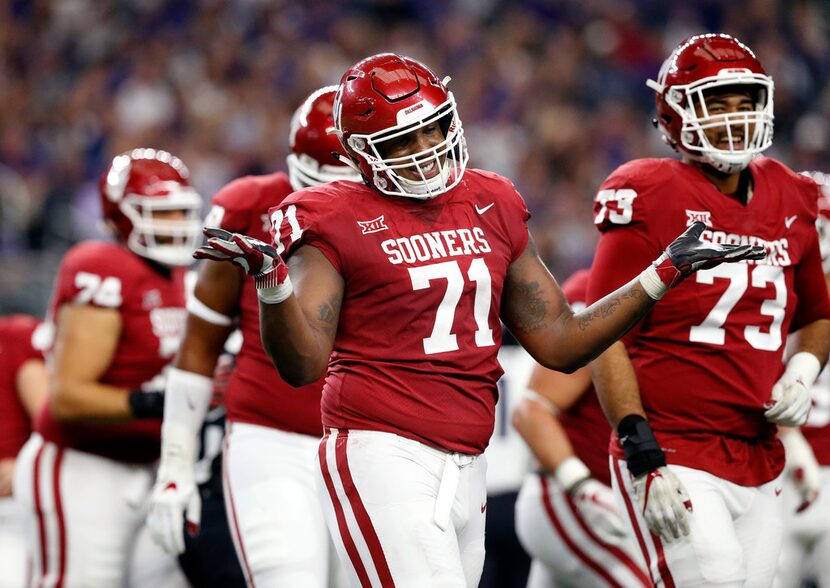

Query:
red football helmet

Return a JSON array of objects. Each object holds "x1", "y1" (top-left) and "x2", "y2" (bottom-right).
[
  {"x1": 287, "y1": 86, "x2": 362, "y2": 190},
  {"x1": 100, "y1": 148, "x2": 202, "y2": 267},
  {"x1": 647, "y1": 33, "x2": 774, "y2": 173},
  {"x1": 802, "y1": 170, "x2": 830, "y2": 271},
  {"x1": 332, "y1": 53, "x2": 468, "y2": 199}
]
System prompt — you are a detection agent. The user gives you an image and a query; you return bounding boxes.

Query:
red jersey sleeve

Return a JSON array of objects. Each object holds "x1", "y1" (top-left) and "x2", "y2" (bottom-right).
[
  {"x1": 269, "y1": 188, "x2": 344, "y2": 273},
  {"x1": 470, "y1": 170, "x2": 531, "y2": 261},
  {"x1": 586, "y1": 164, "x2": 660, "y2": 305},
  {"x1": 55, "y1": 243, "x2": 129, "y2": 310}
]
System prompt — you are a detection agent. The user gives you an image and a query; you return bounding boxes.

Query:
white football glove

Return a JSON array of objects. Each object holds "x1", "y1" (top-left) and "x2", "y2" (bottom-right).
[
  {"x1": 633, "y1": 466, "x2": 692, "y2": 543},
  {"x1": 147, "y1": 457, "x2": 200, "y2": 555},
  {"x1": 195, "y1": 228, "x2": 293, "y2": 304},
  {"x1": 780, "y1": 428, "x2": 821, "y2": 513},
  {"x1": 765, "y1": 352, "x2": 821, "y2": 427},
  {"x1": 555, "y1": 457, "x2": 627, "y2": 543},
  {"x1": 572, "y1": 479, "x2": 627, "y2": 543}
]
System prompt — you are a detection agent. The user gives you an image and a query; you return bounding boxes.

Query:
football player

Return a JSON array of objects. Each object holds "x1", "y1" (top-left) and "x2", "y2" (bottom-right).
[
  {"x1": 586, "y1": 34, "x2": 830, "y2": 587},
  {"x1": 146, "y1": 87, "x2": 360, "y2": 587},
  {"x1": 14, "y1": 149, "x2": 200, "y2": 587},
  {"x1": 775, "y1": 171, "x2": 830, "y2": 587},
  {"x1": 196, "y1": 53, "x2": 765, "y2": 586},
  {"x1": 514, "y1": 269, "x2": 650, "y2": 587},
  {"x1": 0, "y1": 314, "x2": 48, "y2": 586}
]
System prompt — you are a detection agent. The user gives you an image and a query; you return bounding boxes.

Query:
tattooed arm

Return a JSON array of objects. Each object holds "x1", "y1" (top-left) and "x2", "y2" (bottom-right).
[
  {"x1": 258, "y1": 245, "x2": 343, "y2": 386},
  {"x1": 501, "y1": 235, "x2": 656, "y2": 373}
]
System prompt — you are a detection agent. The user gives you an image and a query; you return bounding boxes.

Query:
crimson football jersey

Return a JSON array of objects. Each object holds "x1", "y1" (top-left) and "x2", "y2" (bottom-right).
[
  {"x1": 205, "y1": 172, "x2": 323, "y2": 435},
  {"x1": 558, "y1": 270, "x2": 613, "y2": 486},
  {"x1": 0, "y1": 315, "x2": 45, "y2": 460},
  {"x1": 587, "y1": 158, "x2": 830, "y2": 486},
  {"x1": 271, "y1": 169, "x2": 530, "y2": 454},
  {"x1": 35, "y1": 241, "x2": 187, "y2": 463}
]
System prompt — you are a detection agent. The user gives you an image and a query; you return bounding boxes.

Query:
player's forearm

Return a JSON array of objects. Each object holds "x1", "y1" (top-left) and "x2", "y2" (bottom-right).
[
  {"x1": 49, "y1": 380, "x2": 133, "y2": 422},
  {"x1": 789, "y1": 318, "x2": 830, "y2": 369},
  {"x1": 174, "y1": 316, "x2": 235, "y2": 378},
  {"x1": 588, "y1": 341, "x2": 646, "y2": 429},
  {"x1": 513, "y1": 399, "x2": 575, "y2": 472},
  {"x1": 259, "y1": 296, "x2": 330, "y2": 386},
  {"x1": 562, "y1": 277, "x2": 656, "y2": 368}
]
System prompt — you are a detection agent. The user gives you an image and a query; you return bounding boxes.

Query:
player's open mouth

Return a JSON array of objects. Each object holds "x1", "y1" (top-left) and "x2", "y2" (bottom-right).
[
  {"x1": 719, "y1": 136, "x2": 744, "y2": 149},
  {"x1": 419, "y1": 160, "x2": 439, "y2": 178}
]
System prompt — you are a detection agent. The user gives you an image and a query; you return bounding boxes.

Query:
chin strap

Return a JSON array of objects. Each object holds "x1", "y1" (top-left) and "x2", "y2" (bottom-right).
[{"x1": 330, "y1": 152, "x2": 363, "y2": 175}]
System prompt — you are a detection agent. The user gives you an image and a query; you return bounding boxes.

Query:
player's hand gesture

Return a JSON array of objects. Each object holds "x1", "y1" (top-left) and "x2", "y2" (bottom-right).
[
  {"x1": 195, "y1": 228, "x2": 283, "y2": 277},
  {"x1": 765, "y1": 352, "x2": 820, "y2": 427},
  {"x1": 147, "y1": 458, "x2": 201, "y2": 555},
  {"x1": 765, "y1": 372, "x2": 812, "y2": 427},
  {"x1": 633, "y1": 466, "x2": 692, "y2": 543},
  {"x1": 194, "y1": 228, "x2": 293, "y2": 303},
  {"x1": 779, "y1": 428, "x2": 820, "y2": 513},
  {"x1": 570, "y1": 478, "x2": 628, "y2": 543},
  {"x1": 640, "y1": 221, "x2": 767, "y2": 299}
]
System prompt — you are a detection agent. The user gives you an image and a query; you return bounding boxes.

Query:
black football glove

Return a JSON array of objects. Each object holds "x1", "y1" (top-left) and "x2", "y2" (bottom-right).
[{"x1": 640, "y1": 221, "x2": 767, "y2": 298}]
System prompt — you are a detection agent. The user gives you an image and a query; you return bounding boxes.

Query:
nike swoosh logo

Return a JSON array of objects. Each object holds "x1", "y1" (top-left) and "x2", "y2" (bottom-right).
[
  {"x1": 775, "y1": 487, "x2": 782, "y2": 496},
  {"x1": 785, "y1": 215, "x2": 797, "y2": 229},
  {"x1": 475, "y1": 203, "x2": 495, "y2": 215}
]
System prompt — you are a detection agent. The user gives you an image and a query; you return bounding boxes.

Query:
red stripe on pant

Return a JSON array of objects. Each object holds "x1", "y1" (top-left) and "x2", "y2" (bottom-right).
[
  {"x1": 222, "y1": 433, "x2": 257, "y2": 587},
  {"x1": 333, "y1": 431, "x2": 395, "y2": 587},
  {"x1": 562, "y1": 488, "x2": 651, "y2": 586},
  {"x1": 539, "y1": 476, "x2": 622, "y2": 587},
  {"x1": 33, "y1": 443, "x2": 47, "y2": 586},
  {"x1": 319, "y1": 432, "x2": 373, "y2": 588},
  {"x1": 32, "y1": 444, "x2": 66, "y2": 588},
  {"x1": 52, "y1": 448, "x2": 66, "y2": 588},
  {"x1": 611, "y1": 458, "x2": 676, "y2": 588}
]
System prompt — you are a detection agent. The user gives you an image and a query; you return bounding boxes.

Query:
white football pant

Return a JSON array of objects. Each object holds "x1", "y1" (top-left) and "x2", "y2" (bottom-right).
[
  {"x1": 13, "y1": 433, "x2": 187, "y2": 588},
  {"x1": 515, "y1": 472, "x2": 649, "y2": 587},
  {"x1": 610, "y1": 458, "x2": 784, "y2": 588},
  {"x1": 316, "y1": 429, "x2": 487, "y2": 588},
  {"x1": 222, "y1": 421, "x2": 342, "y2": 587},
  {"x1": 0, "y1": 495, "x2": 29, "y2": 587},
  {"x1": 775, "y1": 466, "x2": 830, "y2": 587}
]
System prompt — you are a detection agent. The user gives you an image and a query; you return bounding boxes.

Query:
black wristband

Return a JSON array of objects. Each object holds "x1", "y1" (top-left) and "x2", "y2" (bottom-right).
[
  {"x1": 617, "y1": 414, "x2": 666, "y2": 477},
  {"x1": 128, "y1": 390, "x2": 165, "y2": 419}
]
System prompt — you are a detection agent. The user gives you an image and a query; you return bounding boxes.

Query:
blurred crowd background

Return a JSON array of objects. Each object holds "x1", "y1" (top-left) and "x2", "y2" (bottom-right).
[{"x1": 2, "y1": 0, "x2": 829, "y2": 316}]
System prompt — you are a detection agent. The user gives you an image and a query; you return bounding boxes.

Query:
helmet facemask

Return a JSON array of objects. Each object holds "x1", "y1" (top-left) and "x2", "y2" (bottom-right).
[
  {"x1": 345, "y1": 94, "x2": 468, "y2": 200},
  {"x1": 665, "y1": 72, "x2": 774, "y2": 174},
  {"x1": 119, "y1": 185, "x2": 202, "y2": 267}
]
